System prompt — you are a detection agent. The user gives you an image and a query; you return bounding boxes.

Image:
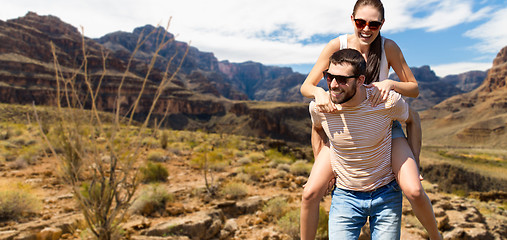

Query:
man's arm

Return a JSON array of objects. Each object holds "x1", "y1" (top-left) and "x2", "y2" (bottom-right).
[
  {"x1": 405, "y1": 106, "x2": 422, "y2": 167},
  {"x1": 311, "y1": 123, "x2": 329, "y2": 159}
]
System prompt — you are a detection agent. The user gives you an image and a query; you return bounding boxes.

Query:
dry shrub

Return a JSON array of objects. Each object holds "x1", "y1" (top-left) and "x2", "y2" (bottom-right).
[
  {"x1": 277, "y1": 207, "x2": 328, "y2": 239},
  {"x1": 130, "y1": 184, "x2": 174, "y2": 216},
  {"x1": 290, "y1": 160, "x2": 312, "y2": 176},
  {"x1": 221, "y1": 181, "x2": 248, "y2": 200},
  {"x1": 147, "y1": 149, "x2": 168, "y2": 162},
  {"x1": 277, "y1": 208, "x2": 300, "y2": 239},
  {"x1": 242, "y1": 163, "x2": 267, "y2": 182},
  {"x1": 140, "y1": 162, "x2": 169, "y2": 183},
  {"x1": 263, "y1": 196, "x2": 289, "y2": 220},
  {"x1": 34, "y1": 22, "x2": 188, "y2": 240},
  {"x1": 0, "y1": 185, "x2": 40, "y2": 220}
]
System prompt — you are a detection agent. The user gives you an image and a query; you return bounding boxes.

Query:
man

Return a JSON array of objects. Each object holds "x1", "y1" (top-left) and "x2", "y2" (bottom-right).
[{"x1": 308, "y1": 48, "x2": 419, "y2": 239}]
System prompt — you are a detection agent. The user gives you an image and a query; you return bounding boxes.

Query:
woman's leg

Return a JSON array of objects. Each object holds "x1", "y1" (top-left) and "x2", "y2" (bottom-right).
[
  {"x1": 391, "y1": 137, "x2": 442, "y2": 240},
  {"x1": 301, "y1": 145, "x2": 335, "y2": 240}
]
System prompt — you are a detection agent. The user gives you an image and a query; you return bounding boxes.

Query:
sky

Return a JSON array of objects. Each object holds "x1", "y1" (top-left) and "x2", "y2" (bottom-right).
[{"x1": 1, "y1": 0, "x2": 507, "y2": 77}]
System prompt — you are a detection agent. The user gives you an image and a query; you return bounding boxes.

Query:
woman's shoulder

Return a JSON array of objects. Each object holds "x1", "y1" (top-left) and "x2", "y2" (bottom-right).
[
  {"x1": 383, "y1": 37, "x2": 401, "y2": 52},
  {"x1": 328, "y1": 35, "x2": 344, "y2": 46},
  {"x1": 383, "y1": 37, "x2": 401, "y2": 55}
]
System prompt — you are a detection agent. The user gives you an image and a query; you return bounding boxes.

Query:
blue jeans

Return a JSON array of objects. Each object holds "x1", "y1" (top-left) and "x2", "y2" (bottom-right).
[{"x1": 328, "y1": 180, "x2": 402, "y2": 240}]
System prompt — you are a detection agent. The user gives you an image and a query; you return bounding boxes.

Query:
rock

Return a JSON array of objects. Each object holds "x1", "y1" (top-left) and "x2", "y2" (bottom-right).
[
  {"x1": 123, "y1": 216, "x2": 151, "y2": 231},
  {"x1": 223, "y1": 219, "x2": 238, "y2": 233},
  {"x1": 443, "y1": 228, "x2": 465, "y2": 240},
  {"x1": 294, "y1": 176, "x2": 307, "y2": 186},
  {"x1": 131, "y1": 236, "x2": 190, "y2": 240},
  {"x1": 236, "y1": 196, "x2": 264, "y2": 215},
  {"x1": 437, "y1": 215, "x2": 451, "y2": 231},
  {"x1": 13, "y1": 231, "x2": 36, "y2": 240},
  {"x1": 216, "y1": 200, "x2": 239, "y2": 218},
  {"x1": 36, "y1": 227, "x2": 62, "y2": 240},
  {"x1": 166, "y1": 202, "x2": 185, "y2": 216},
  {"x1": 0, "y1": 230, "x2": 18, "y2": 240},
  {"x1": 141, "y1": 209, "x2": 225, "y2": 239}
]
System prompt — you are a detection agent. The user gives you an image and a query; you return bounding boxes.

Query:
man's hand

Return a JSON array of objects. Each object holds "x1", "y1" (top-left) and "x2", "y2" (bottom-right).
[
  {"x1": 325, "y1": 177, "x2": 336, "y2": 195},
  {"x1": 365, "y1": 80, "x2": 396, "y2": 106}
]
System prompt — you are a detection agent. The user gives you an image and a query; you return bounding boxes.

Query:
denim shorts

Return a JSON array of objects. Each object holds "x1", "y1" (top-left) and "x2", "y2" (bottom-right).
[
  {"x1": 392, "y1": 120, "x2": 406, "y2": 139},
  {"x1": 328, "y1": 180, "x2": 403, "y2": 240}
]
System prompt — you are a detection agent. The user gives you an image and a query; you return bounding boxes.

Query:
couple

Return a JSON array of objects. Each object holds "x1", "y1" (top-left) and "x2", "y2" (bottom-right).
[{"x1": 299, "y1": 0, "x2": 442, "y2": 239}]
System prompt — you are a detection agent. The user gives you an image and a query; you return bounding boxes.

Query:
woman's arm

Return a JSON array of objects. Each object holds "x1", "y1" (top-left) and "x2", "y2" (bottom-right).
[
  {"x1": 300, "y1": 38, "x2": 341, "y2": 113},
  {"x1": 384, "y1": 39, "x2": 419, "y2": 98}
]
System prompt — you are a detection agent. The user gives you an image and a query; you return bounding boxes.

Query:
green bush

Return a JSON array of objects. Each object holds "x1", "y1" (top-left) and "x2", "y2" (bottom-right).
[
  {"x1": 290, "y1": 160, "x2": 312, "y2": 176},
  {"x1": 140, "y1": 162, "x2": 169, "y2": 183},
  {"x1": 265, "y1": 149, "x2": 293, "y2": 166},
  {"x1": 0, "y1": 189, "x2": 40, "y2": 220},
  {"x1": 221, "y1": 182, "x2": 248, "y2": 199},
  {"x1": 263, "y1": 197, "x2": 289, "y2": 220},
  {"x1": 246, "y1": 151, "x2": 264, "y2": 162},
  {"x1": 130, "y1": 184, "x2": 174, "y2": 216},
  {"x1": 277, "y1": 208, "x2": 300, "y2": 239},
  {"x1": 242, "y1": 163, "x2": 267, "y2": 182},
  {"x1": 147, "y1": 150, "x2": 167, "y2": 162}
]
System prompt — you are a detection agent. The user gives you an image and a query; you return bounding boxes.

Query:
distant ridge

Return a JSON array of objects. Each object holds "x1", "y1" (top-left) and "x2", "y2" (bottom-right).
[
  {"x1": 389, "y1": 65, "x2": 487, "y2": 111},
  {"x1": 420, "y1": 45, "x2": 507, "y2": 148},
  {"x1": 0, "y1": 12, "x2": 311, "y2": 144}
]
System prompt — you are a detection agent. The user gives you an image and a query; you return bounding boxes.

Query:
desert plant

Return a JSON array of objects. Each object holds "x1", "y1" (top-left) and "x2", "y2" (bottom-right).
[
  {"x1": 147, "y1": 149, "x2": 168, "y2": 162},
  {"x1": 277, "y1": 208, "x2": 300, "y2": 239},
  {"x1": 263, "y1": 196, "x2": 289, "y2": 220},
  {"x1": 160, "y1": 130, "x2": 169, "y2": 149},
  {"x1": 242, "y1": 163, "x2": 267, "y2": 182},
  {"x1": 140, "y1": 162, "x2": 169, "y2": 183},
  {"x1": 290, "y1": 160, "x2": 312, "y2": 176},
  {"x1": 34, "y1": 22, "x2": 188, "y2": 240},
  {"x1": 0, "y1": 185, "x2": 40, "y2": 220},
  {"x1": 130, "y1": 184, "x2": 174, "y2": 216},
  {"x1": 221, "y1": 181, "x2": 248, "y2": 200},
  {"x1": 246, "y1": 151, "x2": 265, "y2": 162},
  {"x1": 277, "y1": 206, "x2": 327, "y2": 239}
]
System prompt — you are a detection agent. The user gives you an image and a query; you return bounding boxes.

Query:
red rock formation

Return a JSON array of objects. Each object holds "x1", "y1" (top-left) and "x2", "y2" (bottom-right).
[{"x1": 478, "y1": 46, "x2": 507, "y2": 92}]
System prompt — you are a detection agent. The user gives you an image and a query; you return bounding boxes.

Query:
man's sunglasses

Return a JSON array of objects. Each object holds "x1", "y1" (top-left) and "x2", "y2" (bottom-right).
[
  {"x1": 354, "y1": 19, "x2": 382, "y2": 31},
  {"x1": 323, "y1": 70, "x2": 359, "y2": 85}
]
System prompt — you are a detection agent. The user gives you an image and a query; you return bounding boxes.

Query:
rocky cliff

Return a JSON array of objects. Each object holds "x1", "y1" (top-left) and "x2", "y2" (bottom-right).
[
  {"x1": 97, "y1": 25, "x2": 307, "y2": 103},
  {"x1": 389, "y1": 65, "x2": 472, "y2": 111},
  {"x1": 420, "y1": 46, "x2": 507, "y2": 148},
  {"x1": 0, "y1": 12, "x2": 229, "y2": 124},
  {"x1": 442, "y1": 70, "x2": 488, "y2": 92},
  {"x1": 0, "y1": 13, "x2": 311, "y2": 144}
]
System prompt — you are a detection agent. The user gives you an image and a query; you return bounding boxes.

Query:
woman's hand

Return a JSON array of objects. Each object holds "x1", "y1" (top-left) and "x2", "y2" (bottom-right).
[
  {"x1": 365, "y1": 80, "x2": 396, "y2": 106},
  {"x1": 314, "y1": 87, "x2": 338, "y2": 113}
]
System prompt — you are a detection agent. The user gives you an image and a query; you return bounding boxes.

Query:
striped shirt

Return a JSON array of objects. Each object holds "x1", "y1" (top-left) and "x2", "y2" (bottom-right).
[{"x1": 310, "y1": 88, "x2": 409, "y2": 191}]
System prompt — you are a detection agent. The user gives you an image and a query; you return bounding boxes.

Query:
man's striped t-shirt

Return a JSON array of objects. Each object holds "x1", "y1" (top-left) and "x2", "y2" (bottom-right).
[{"x1": 310, "y1": 88, "x2": 409, "y2": 191}]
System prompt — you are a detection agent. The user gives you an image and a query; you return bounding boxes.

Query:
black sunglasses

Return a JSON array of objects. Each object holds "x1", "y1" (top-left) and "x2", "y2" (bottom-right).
[
  {"x1": 323, "y1": 70, "x2": 359, "y2": 85},
  {"x1": 354, "y1": 19, "x2": 382, "y2": 31}
]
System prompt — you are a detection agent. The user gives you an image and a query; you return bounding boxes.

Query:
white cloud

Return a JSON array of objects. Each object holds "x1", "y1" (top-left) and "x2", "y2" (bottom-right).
[
  {"x1": 464, "y1": 7, "x2": 507, "y2": 54},
  {"x1": 431, "y1": 62, "x2": 491, "y2": 77}
]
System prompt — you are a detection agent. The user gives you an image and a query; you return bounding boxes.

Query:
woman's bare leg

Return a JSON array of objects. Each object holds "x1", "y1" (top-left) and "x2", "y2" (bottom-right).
[
  {"x1": 301, "y1": 145, "x2": 335, "y2": 240},
  {"x1": 392, "y1": 138, "x2": 442, "y2": 240}
]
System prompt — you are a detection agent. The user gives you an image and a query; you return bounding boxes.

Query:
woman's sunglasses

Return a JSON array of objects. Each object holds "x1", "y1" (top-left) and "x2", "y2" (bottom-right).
[
  {"x1": 323, "y1": 70, "x2": 359, "y2": 85},
  {"x1": 354, "y1": 19, "x2": 382, "y2": 31}
]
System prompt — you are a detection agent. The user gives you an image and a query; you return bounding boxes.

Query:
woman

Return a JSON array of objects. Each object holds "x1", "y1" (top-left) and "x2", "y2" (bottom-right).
[{"x1": 299, "y1": 0, "x2": 442, "y2": 239}]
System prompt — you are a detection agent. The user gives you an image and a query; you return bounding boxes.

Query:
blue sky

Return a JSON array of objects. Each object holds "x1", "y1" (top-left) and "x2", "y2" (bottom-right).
[{"x1": 1, "y1": 0, "x2": 506, "y2": 77}]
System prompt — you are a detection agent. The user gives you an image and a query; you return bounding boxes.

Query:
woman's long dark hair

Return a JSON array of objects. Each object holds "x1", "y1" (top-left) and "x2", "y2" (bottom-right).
[{"x1": 353, "y1": 0, "x2": 384, "y2": 84}]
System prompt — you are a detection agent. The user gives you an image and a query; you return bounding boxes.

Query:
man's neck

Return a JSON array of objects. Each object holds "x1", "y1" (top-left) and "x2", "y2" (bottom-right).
[{"x1": 341, "y1": 85, "x2": 367, "y2": 107}]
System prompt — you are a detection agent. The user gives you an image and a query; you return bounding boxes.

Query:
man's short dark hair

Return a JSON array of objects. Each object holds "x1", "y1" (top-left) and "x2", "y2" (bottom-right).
[{"x1": 329, "y1": 49, "x2": 367, "y2": 76}]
